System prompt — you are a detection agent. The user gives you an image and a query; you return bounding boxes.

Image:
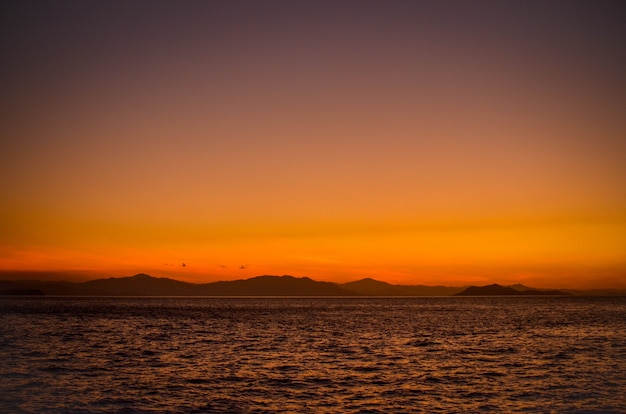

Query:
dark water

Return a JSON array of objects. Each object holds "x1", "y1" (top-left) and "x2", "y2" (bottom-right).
[{"x1": 1, "y1": 296, "x2": 625, "y2": 413}]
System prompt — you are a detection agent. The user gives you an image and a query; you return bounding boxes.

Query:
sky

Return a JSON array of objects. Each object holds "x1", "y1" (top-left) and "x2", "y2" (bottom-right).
[{"x1": 1, "y1": 0, "x2": 625, "y2": 288}]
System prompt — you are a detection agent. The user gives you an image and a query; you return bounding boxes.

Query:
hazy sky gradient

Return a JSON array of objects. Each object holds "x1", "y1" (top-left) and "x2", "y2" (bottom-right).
[{"x1": 2, "y1": 1, "x2": 625, "y2": 288}]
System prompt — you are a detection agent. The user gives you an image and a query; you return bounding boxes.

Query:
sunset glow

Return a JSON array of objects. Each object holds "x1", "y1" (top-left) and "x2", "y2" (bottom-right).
[{"x1": 2, "y1": 1, "x2": 625, "y2": 288}]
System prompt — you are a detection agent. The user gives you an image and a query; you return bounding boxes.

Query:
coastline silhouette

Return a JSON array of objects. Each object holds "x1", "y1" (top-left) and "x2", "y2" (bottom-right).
[{"x1": 0, "y1": 274, "x2": 608, "y2": 297}]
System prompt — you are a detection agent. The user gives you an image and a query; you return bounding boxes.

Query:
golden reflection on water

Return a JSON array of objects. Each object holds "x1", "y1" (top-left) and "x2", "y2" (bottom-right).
[{"x1": 0, "y1": 297, "x2": 625, "y2": 413}]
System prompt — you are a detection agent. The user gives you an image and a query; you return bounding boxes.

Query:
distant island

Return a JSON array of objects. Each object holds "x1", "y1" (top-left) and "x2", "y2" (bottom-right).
[
  {"x1": 0, "y1": 274, "x2": 623, "y2": 296},
  {"x1": 454, "y1": 284, "x2": 570, "y2": 296}
]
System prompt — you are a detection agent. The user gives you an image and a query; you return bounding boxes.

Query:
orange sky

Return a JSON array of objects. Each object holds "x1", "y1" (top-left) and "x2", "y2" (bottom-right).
[{"x1": 1, "y1": 1, "x2": 625, "y2": 289}]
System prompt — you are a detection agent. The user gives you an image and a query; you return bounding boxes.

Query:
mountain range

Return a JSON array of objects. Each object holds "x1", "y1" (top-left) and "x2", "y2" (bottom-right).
[
  {"x1": 1, "y1": 274, "x2": 622, "y2": 296},
  {"x1": 0, "y1": 274, "x2": 460, "y2": 296}
]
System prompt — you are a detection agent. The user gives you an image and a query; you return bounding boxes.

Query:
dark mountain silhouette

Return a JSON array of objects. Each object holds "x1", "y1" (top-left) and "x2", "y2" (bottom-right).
[
  {"x1": 455, "y1": 284, "x2": 570, "y2": 296},
  {"x1": 343, "y1": 278, "x2": 464, "y2": 296},
  {"x1": 205, "y1": 275, "x2": 351, "y2": 296},
  {"x1": 342, "y1": 278, "x2": 403, "y2": 295},
  {"x1": 82, "y1": 273, "x2": 198, "y2": 296},
  {"x1": 0, "y1": 274, "x2": 351, "y2": 296},
  {"x1": 509, "y1": 283, "x2": 533, "y2": 291},
  {"x1": 456, "y1": 284, "x2": 522, "y2": 296},
  {"x1": 0, "y1": 274, "x2": 619, "y2": 296}
]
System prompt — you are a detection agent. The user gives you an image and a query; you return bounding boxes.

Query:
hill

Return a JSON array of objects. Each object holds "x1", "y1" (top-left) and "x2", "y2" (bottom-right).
[
  {"x1": 82, "y1": 273, "x2": 199, "y2": 296},
  {"x1": 204, "y1": 275, "x2": 350, "y2": 296},
  {"x1": 343, "y1": 278, "x2": 464, "y2": 296},
  {"x1": 455, "y1": 284, "x2": 570, "y2": 296}
]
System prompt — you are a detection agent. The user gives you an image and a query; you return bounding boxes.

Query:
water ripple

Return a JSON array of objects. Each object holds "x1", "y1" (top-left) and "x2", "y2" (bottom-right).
[{"x1": 1, "y1": 296, "x2": 625, "y2": 413}]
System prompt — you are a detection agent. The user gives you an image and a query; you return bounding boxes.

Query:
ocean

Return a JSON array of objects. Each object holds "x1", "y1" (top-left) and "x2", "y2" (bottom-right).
[{"x1": 1, "y1": 296, "x2": 625, "y2": 413}]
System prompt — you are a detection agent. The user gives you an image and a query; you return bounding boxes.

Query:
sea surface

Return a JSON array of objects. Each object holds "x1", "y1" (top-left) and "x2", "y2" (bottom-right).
[{"x1": 1, "y1": 296, "x2": 625, "y2": 413}]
